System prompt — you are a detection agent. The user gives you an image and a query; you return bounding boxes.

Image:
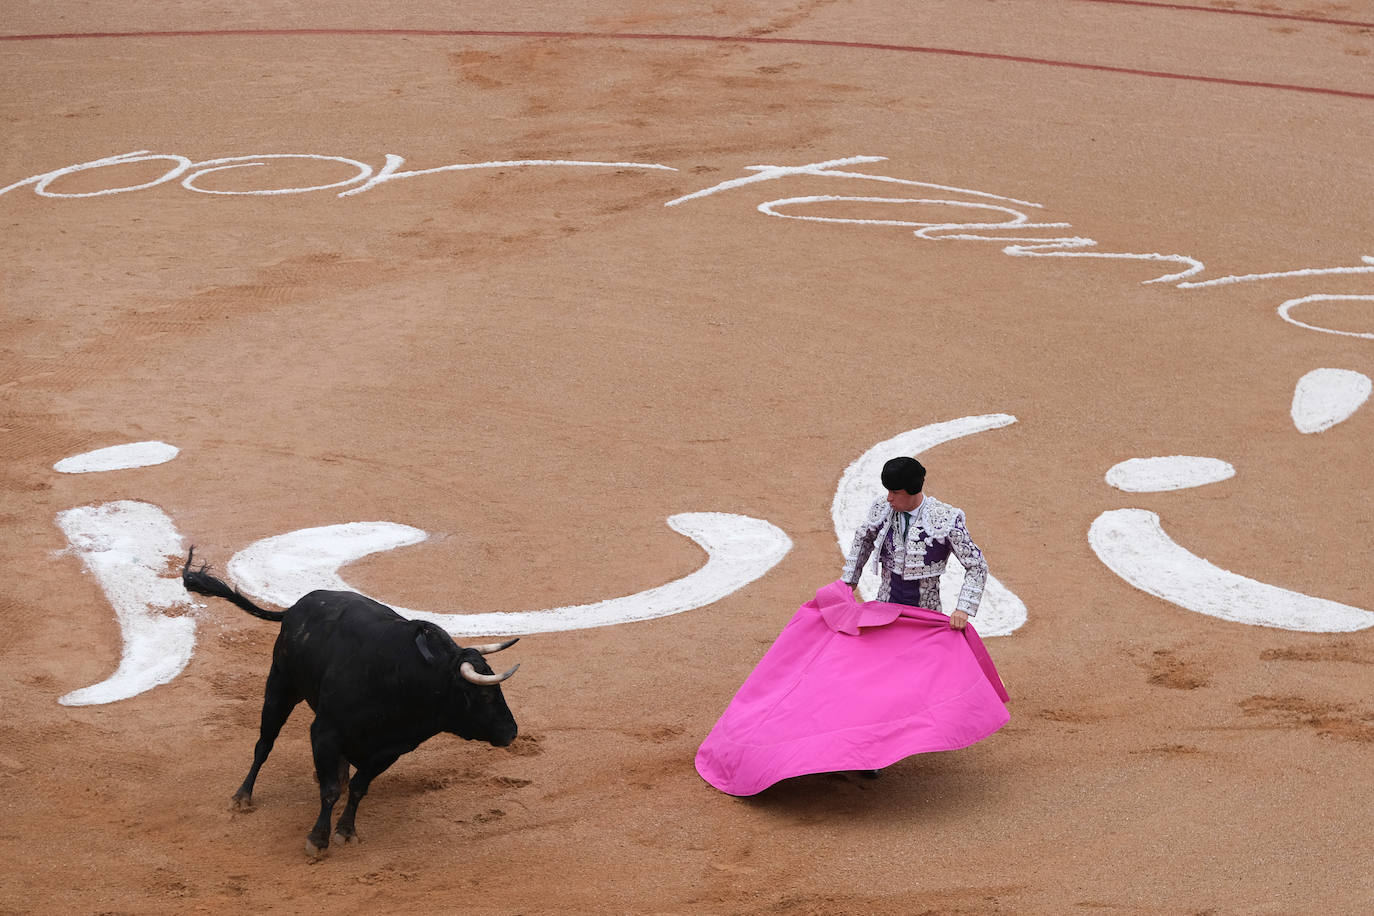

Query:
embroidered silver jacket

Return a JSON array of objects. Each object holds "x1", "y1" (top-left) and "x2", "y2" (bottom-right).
[{"x1": 841, "y1": 495, "x2": 989, "y2": 616}]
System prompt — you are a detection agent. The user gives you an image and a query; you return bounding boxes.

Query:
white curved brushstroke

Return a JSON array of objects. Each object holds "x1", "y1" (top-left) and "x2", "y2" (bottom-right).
[
  {"x1": 227, "y1": 514, "x2": 792, "y2": 637},
  {"x1": 1177, "y1": 255, "x2": 1374, "y2": 289},
  {"x1": 228, "y1": 521, "x2": 430, "y2": 601},
  {"x1": 1292, "y1": 369, "x2": 1372, "y2": 434},
  {"x1": 339, "y1": 154, "x2": 677, "y2": 197},
  {"x1": 756, "y1": 196, "x2": 1067, "y2": 231},
  {"x1": 1000, "y1": 240, "x2": 1206, "y2": 285},
  {"x1": 10, "y1": 151, "x2": 195, "y2": 199},
  {"x1": 664, "y1": 156, "x2": 1043, "y2": 208},
  {"x1": 832, "y1": 415, "x2": 1026, "y2": 637},
  {"x1": 54, "y1": 441, "x2": 180, "y2": 474},
  {"x1": 0, "y1": 149, "x2": 677, "y2": 202},
  {"x1": 913, "y1": 226, "x2": 1205, "y2": 284},
  {"x1": 1104, "y1": 456, "x2": 1235, "y2": 492},
  {"x1": 180, "y1": 154, "x2": 373, "y2": 196},
  {"x1": 1277, "y1": 294, "x2": 1374, "y2": 340},
  {"x1": 1089, "y1": 509, "x2": 1373, "y2": 632},
  {"x1": 808, "y1": 169, "x2": 1044, "y2": 208},
  {"x1": 55, "y1": 501, "x2": 196, "y2": 705},
  {"x1": 665, "y1": 157, "x2": 891, "y2": 208},
  {"x1": 753, "y1": 191, "x2": 1203, "y2": 285}
]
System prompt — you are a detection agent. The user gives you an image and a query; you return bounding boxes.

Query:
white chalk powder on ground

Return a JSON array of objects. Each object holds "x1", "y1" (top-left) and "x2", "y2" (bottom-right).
[
  {"x1": 1089, "y1": 509, "x2": 1373, "y2": 632},
  {"x1": 1104, "y1": 456, "x2": 1234, "y2": 492},
  {"x1": 55, "y1": 500, "x2": 195, "y2": 705},
  {"x1": 1291, "y1": 368, "x2": 1371, "y2": 434},
  {"x1": 54, "y1": 441, "x2": 180, "y2": 474},
  {"x1": 226, "y1": 514, "x2": 792, "y2": 637}
]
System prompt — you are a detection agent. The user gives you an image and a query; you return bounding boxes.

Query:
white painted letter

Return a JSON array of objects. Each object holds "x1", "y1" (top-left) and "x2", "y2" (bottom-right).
[
  {"x1": 181, "y1": 154, "x2": 374, "y2": 196},
  {"x1": 337, "y1": 155, "x2": 676, "y2": 198},
  {"x1": 1291, "y1": 368, "x2": 1372, "y2": 434},
  {"x1": 758, "y1": 196, "x2": 1067, "y2": 232},
  {"x1": 666, "y1": 157, "x2": 1045, "y2": 209},
  {"x1": 1089, "y1": 509, "x2": 1373, "y2": 632},
  {"x1": 226, "y1": 514, "x2": 791, "y2": 637},
  {"x1": 54, "y1": 441, "x2": 180, "y2": 474},
  {"x1": 1177, "y1": 255, "x2": 1374, "y2": 289},
  {"x1": 11, "y1": 151, "x2": 194, "y2": 199},
  {"x1": 665, "y1": 156, "x2": 891, "y2": 207},
  {"x1": 55, "y1": 501, "x2": 196, "y2": 705},
  {"x1": 1104, "y1": 456, "x2": 1235, "y2": 492},
  {"x1": 1277, "y1": 294, "x2": 1374, "y2": 340}
]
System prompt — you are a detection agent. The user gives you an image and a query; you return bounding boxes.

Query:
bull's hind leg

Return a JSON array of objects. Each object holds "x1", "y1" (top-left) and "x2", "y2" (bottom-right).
[
  {"x1": 232, "y1": 662, "x2": 300, "y2": 812},
  {"x1": 305, "y1": 719, "x2": 346, "y2": 860},
  {"x1": 332, "y1": 749, "x2": 403, "y2": 846}
]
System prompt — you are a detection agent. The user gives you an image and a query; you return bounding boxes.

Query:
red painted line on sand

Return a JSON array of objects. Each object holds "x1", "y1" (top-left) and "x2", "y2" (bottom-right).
[
  {"x1": 2, "y1": 27, "x2": 1371, "y2": 101},
  {"x1": 1079, "y1": 0, "x2": 1374, "y2": 30}
]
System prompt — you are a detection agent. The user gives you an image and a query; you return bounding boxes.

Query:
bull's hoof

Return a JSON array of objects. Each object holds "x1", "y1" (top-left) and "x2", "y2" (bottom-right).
[
  {"x1": 332, "y1": 830, "x2": 360, "y2": 846},
  {"x1": 229, "y1": 793, "x2": 255, "y2": 812},
  {"x1": 305, "y1": 837, "x2": 328, "y2": 861}
]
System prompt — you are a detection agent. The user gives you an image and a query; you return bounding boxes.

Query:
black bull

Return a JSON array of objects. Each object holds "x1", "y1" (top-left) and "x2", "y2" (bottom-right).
[{"x1": 181, "y1": 549, "x2": 520, "y2": 858}]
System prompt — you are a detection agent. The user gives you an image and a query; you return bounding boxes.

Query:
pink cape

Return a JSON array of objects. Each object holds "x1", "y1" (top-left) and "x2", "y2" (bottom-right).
[{"x1": 695, "y1": 580, "x2": 1010, "y2": 796}]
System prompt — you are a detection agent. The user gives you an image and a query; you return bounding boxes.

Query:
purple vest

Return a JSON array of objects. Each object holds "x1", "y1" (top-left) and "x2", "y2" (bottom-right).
[
  {"x1": 920, "y1": 537, "x2": 952, "y2": 567},
  {"x1": 887, "y1": 574, "x2": 924, "y2": 607}
]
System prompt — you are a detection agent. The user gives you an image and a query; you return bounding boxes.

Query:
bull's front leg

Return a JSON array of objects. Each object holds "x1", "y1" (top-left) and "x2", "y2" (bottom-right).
[
  {"x1": 305, "y1": 719, "x2": 345, "y2": 860},
  {"x1": 332, "y1": 749, "x2": 403, "y2": 846}
]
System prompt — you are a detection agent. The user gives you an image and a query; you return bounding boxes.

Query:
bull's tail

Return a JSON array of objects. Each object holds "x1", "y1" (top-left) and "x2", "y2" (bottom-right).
[{"x1": 181, "y1": 547, "x2": 284, "y2": 622}]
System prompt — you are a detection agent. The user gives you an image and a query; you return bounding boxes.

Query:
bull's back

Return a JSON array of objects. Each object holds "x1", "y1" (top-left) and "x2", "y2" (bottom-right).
[
  {"x1": 283, "y1": 590, "x2": 406, "y2": 633},
  {"x1": 276, "y1": 591, "x2": 430, "y2": 705}
]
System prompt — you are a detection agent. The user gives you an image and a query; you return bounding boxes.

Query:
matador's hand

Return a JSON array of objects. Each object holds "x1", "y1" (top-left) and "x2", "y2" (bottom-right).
[{"x1": 949, "y1": 609, "x2": 969, "y2": 631}]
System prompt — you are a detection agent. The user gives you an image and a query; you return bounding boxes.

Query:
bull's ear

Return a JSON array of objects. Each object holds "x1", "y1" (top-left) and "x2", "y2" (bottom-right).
[{"x1": 414, "y1": 630, "x2": 438, "y2": 665}]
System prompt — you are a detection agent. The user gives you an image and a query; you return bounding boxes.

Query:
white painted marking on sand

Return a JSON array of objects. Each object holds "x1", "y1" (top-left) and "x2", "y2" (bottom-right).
[
  {"x1": 9, "y1": 151, "x2": 194, "y2": 199},
  {"x1": 55, "y1": 501, "x2": 196, "y2": 705},
  {"x1": 1089, "y1": 509, "x2": 1373, "y2": 632},
  {"x1": 228, "y1": 521, "x2": 429, "y2": 600},
  {"x1": 337, "y1": 154, "x2": 677, "y2": 197},
  {"x1": 54, "y1": 441, "x2": 180, "y2": 474},
  {"x1": 833, "y1": 415, "x2": 1026, "y2": 637},
  {"x1": 1277, "y1": 294, "x2": 1374, "y2": 339},
  {"x1": 755, "y1": 190, "x2": 1204, "y2": 284},
  {"x1": 1104, "y1": 456, "x2": 1235, "y2": 492},
  {"x1": 1176, "y1": 255, "x2": 1374, "y2": 289},
  {"x1": 180, "y1": 154, "x2": 373, "y2": 196},
  {"x1": 804, "y1": 169, "x2": 1045, "y2": 208},
  {"x1": 665, "y1": 156, "x2": 890, "y2": 208},
  {"x1": 1291, "y1": 369, "x2": 1372, "y2": 434},
  {"x1": 998, "y1": 240, "x2": 1206, "y2": 284},
  {"x1": 733, "y1": 159, "x2": 1374, "y2": 292},
  {"x1": 226, "y1": 514, "x2": 791, "y2": 637},
  {"x1": 665, "y1": 156, "x2": 1043, "y2": 208},
  {"x1": 0, "y1": 150, "x2": 675, "y2": 201},
  {"x1": 757, "y1": 195, "x2": 1069, "y2": 231}
]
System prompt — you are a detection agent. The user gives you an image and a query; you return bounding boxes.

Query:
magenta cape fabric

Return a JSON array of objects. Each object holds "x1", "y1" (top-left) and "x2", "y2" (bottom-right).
[{"x1": 695, "y1": 580, "x2": 1010, "y2": 796}]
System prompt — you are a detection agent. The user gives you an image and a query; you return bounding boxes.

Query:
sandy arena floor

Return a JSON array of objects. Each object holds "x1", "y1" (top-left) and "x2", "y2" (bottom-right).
[{"x1": 2, "y1": 2, "x2": 1372, "y2": 913}]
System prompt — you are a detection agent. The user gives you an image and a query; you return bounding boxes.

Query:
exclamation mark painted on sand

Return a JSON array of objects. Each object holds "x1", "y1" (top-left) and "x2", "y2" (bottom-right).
[{"x1": 54, "y1": 442, "x2": 197, "y2": 706}]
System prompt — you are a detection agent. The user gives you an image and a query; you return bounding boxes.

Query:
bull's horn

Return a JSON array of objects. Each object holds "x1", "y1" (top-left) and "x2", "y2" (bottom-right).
[
  {"x1": 460, "y1": 661, "x2": 520, "y2": 686},
  {"x1": 470, "y1": 637, "x2": 519, "y2": 656}
]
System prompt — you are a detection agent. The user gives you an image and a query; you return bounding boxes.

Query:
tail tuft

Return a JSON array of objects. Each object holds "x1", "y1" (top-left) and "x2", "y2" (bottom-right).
[{"x1": 181, "y1": 547, "x2": 284, "y2": 622}]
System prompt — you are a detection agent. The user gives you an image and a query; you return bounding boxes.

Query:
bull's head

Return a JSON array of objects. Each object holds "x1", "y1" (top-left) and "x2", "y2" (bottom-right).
[{"x1": 451, "y1": 638, "x2": 520, "y2": 747}]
